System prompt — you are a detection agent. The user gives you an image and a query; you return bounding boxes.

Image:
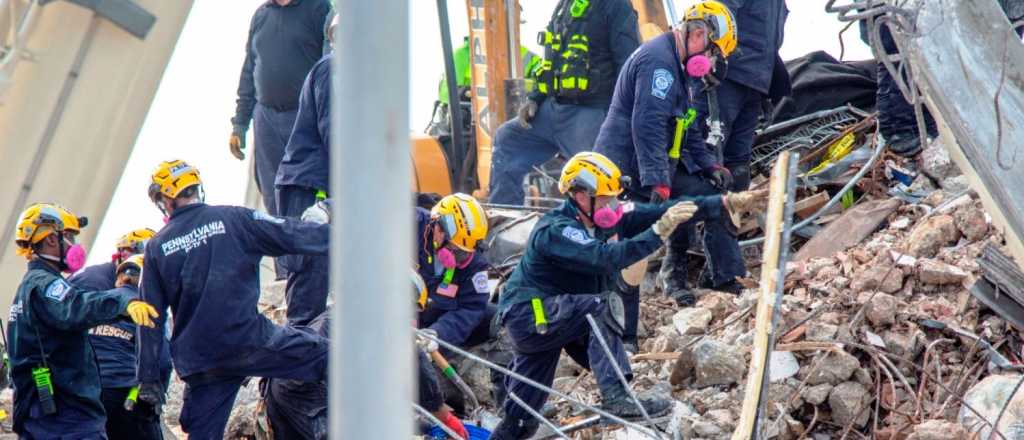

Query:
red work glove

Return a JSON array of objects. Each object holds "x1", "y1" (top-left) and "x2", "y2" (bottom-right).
[
  {"x1": 650, "y1": 185, "x2": 671, "y2": 204},
  {"x1": 441, "y1": 411, "x2": 469, "y2": 439}
]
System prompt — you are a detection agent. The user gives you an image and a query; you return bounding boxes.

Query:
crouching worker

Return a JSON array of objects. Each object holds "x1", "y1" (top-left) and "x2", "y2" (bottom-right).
[
  {"x1": 8, "y1": 203, "x2": 159, "y2": 439},
  {"x1": 492, "y1": 152, "x2": 763, "y2": 439}
]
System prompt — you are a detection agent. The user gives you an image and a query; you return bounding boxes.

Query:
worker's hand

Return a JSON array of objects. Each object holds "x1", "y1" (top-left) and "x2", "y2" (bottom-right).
[
  {"x1": 301, "y1": 199, "x2": 332, "y2": 225},
  {"x1": 516, "y1": 99, "x2": 539, "y2": 129},
  {"x1": 724, "y1": 189, "x2": 769, "y2": 215},
  {"x1": 229, "y1": 125, "x2": 247, "y2": 161},
  {"x1": 137, "y1": 382, "x2": 164, "y2": 413},
  {"x1": 126, "y1": 301, "x2": 159, "y2": 328},
  {"x1": 649, "y1": 185, "x2": 671, "y2": 204},
  {"x1": 416, "y1": 328, "x2": 439, "y2": 353},
  {"x1": 652, "y1": 201, "x2": 698, "y2": 241},
  {"x1": 703, "y1": 165, "x2": 734, "y2": 191}
]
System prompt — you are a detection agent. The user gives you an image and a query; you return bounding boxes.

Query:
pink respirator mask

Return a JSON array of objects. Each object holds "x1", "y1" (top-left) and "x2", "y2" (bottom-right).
[{"x1": 593, "y1": 199, "x2": 624, "y2": 229}]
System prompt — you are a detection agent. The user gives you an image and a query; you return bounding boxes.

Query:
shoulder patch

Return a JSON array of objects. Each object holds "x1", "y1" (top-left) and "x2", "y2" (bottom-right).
[
  {"x1": 472, "y1": 272, "x2": 489, "y2": 294},
  {"x1": 562, "y1": 226, "x2": 595, "y2": 245},
  {"x1": 651, "y1": 68, "x2": 674, "y2": 100},
  {"x1": 44, "y1": 279, "x2": 72, "y2": 302},
  {"x1": 252, "y1": 211, "x2": 285, "y2": 224}
]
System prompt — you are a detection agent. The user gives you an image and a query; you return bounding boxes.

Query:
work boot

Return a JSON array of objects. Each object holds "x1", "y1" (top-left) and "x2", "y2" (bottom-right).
[
  {"x1": 490, "y1": 417, "x2": 539, "y2": 440},
  {"x1": 884, "y1": 131, "x2": 924, "y2": 157},
  {"x1": 600, "y1": 382, "x2": 672, "y2": 420},
  {"x1": 711, "y1": 280, "x2": 743, "y2": 295},
  {"x1": 659, "y1": 240, "x2": 691, "y2": 306}
]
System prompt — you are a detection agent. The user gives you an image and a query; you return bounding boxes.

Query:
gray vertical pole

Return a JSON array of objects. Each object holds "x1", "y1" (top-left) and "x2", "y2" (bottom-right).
[{"x1": 330, "y1": 0, "x2": 411, "y2": 439}]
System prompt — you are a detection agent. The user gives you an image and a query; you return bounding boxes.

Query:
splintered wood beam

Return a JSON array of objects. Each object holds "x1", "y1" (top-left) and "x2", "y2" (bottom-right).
[{"x1": 732, "y1": 151, "x2": 799, "y2": 440}]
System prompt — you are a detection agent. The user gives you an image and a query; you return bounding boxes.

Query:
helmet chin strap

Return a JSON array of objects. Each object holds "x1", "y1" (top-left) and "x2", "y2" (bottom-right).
[{"x1": 568, "y1": 194, "x2": 598, "y2": 226}]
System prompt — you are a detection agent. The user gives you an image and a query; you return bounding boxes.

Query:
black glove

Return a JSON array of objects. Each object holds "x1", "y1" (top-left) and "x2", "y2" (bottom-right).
[
  {"x1": 137, "y1": 382, "x2": 164, "y2": 414},
  {"x1": 704, "y1": 165, "x2": 734, "y2": 191}
]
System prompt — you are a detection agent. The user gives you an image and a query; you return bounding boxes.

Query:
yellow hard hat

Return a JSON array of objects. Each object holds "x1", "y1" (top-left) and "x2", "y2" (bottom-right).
[
  {"x1": 431, "y1": 193, "x2": 488, "y2": 252},
  {"x1": 149, "y1": 160, "x2": 202, "y2": 201},
  {"x1": 116, "y1": 228, "x2": 157, "y2": 254},
  {"x1": 116, "y1": 254, "x2": 144, "y2": 275},
  {"x1": 412, "y1": 269, "x2": 428, "y2": 311},
  {"x1": 684, "y1": 1, "x2": 738, "y2": 58},
  {"x1": 558, "y1": 152, "x2": 625, "y2": 197},
  {"x1": 14, "y1": 203, "x2": 86, "y2": 258}
]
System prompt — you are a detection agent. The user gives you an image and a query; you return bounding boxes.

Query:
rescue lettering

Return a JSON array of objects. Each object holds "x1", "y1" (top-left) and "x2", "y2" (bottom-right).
[
  {"x1": 90, "y1": 325, "x2": 134, "y2": 341},
  {"x1": 161, "y1": 221, "x2": 226, "y2": 256}
]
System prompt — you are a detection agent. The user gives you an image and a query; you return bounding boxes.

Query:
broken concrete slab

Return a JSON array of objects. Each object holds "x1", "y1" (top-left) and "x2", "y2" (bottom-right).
[
  {"x1": 851, "y1": 262, "x2": 904, "y2": 293},
  {"x1": 865, "y1": 292, "x2": 897, "y2": 326},
  {"x1": 693, "y1": 340, "x2": 746, "y2": 388},
  {"x1": 906, "y1": 215, "x2": 961, "y2": 258},
  {"x1": 917, "y1": 258, "x2": 968, "y2": 285},
  {"x1": 672, "y1": 307, "x2": 713, "y2": 336},
  {"x1": 829, "y1": 381, "x2": 872, "y2": 428},
  {"x1": 801, "y1": 350, "x2": 860, "y2": 386},
  {"x1": 801, "y1": 383, "x2": 834, "y2": 405},
  {"x1": 959, "y1": 374, "x2": 1024, "y2": 440},
  {"x1": 795, "y1": 198, "x2": 903, "y2": 261},
  {"x1": 954, "y1": 204, "x2": 990, "y2": 242},
  {"x1": 907, "y1": 419, "x2": 967, "y2": 440}
]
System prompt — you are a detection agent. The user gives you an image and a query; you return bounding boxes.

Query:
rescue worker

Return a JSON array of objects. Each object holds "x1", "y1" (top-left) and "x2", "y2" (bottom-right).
[
  {"x1": 273, "y1": 14, "x2": 337, "y2": 326},
  {"x1": 594, "y1": 1, "x2": 743, "y2": 306},
  {"x1": 687, "y1": 0, "x2": 790, "y2": 292},
  {"x1": 87, "y1": 256, "x2": 169, "y2": 440},
  {"x1": 136, "y1": 160, "x2": 330, "y2": 438},
  {"x1": 8, "y1": 203, "x2": 159, "y2": 439},
  {"x1": 230, "y1": 0, "x2": 331, "y2": 279},
  {"x1": 68, "y1": 228, "x2": 155, "y2": 292},
  {"x1": 488, "y1": 0, "x2": 641, "y2": 205},
  {"x1": 492, "y1": 152, "x2": 764, "y2": 439}
]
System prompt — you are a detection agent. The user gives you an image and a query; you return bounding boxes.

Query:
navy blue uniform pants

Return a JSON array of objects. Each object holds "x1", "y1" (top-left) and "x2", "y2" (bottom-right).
[
  {"x1": 489, "y1": 99, "x2": 607, "y2": 205},
  {"x1": 275, "y1": 185, "x2": 329, "y2": 326},
  {"x1": 179, "y1": 326, "x2": 327, "y2": 439},
  {"x1": 857, "y1": 21, "x2": 937, "y2": 139},
  {"x1": 693, "y1": 78, "x2": 764, "y2": 172},
  {"x1": 254, "y1": 104, "x2": 298, "y2": 280},
  {"x1": 20, "y1": 403, "x2": 107, "y2": 439},
  {"x1": 670, "y1": 170, "x2": 744, "y2": 287},
  {"x1": 501, "y1": 294, "x2": 630, "y2": 421},
  {"x1": 100, "y1": 387, "x2": 163, "y2": 440}
]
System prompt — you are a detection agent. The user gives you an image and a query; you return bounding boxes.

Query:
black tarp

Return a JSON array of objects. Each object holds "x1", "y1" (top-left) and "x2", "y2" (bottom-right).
[{"x1": 771, "y1": 51, "x2": 878, "y2": 122}]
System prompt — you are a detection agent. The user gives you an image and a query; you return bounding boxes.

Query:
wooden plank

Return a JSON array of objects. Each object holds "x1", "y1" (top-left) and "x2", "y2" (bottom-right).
[
  {"x1": 793, "y1": 198, "x2": 902, "y2": 261},
  {"x1": 794, "y1": 192, "x2": 829, "y2": 219},
  {"x1": 631, "y1": 0, "x2": 669, "y2": 35},
  {"x1": 732, "y1": 151, "x2": 796, "y2": 440},
  {"x1": 465, "y1": 0, "x2": 511, "y2": 193}
]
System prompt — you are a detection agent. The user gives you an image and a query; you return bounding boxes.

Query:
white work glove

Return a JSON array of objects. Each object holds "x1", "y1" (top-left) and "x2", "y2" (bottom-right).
[
  {"x1": 301, "y1": 200, "x2": 331, "y2": 225},
  {"x1": 652, "y1": 201, "x2": 698, "y2": 241},
  {"x1": 723, "y1": 189, "x2": 769, "y2": 228},
  {"x1": 416, "y1": 328, "x2": 439, "y2": 353}
]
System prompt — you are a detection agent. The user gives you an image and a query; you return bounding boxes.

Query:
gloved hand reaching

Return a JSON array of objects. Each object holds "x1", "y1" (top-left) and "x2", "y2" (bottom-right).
[
  {"x1": 229, "y1": 125, "x2": 247, "y2": 161},
  {"x1": 703, "y1": 164, "x2": 734, "y2": 191},
  {"x1": 723, "y1": 189, "x2": 769, "y2": 228},
  {"x1": 652, "y1": 201, "x2": 698, "y2": 241},
  {"x1": 126, "y1": 301, "x2": 159, "y2": 328},
  {"x1": 301, "y1": 199, "x2": 332, "y2": 225},
  {"x1": 416, "y1": 328, "x2": 439, "y2": 353},
  {"x1": 517, "y1": 99, "x2": 539, "y2": 129}
]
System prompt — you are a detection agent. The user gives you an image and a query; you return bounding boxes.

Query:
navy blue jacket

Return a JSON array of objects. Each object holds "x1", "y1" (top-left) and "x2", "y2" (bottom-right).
[
  {"x1": 232, "y1": 0, "x2": 331, "y2": 127},
  {"x1": 7, "y1": 260, "x2": 135, "y2": 434},
  {"x1": 137, "y1": 204, "x2": 329, "y2": 382},
  {"x1": 533, "y1": 0, "x2": 640, "y2": 107},
  {"x1": 276, "y1": 53, "x2": 331, "y2": 191},
  {"x1": 720, "y1": 0, "x2": 789, "y2": 96},
  {"x1": 69, "y1": 265, "x2": 173, "y2": 389},
  {"x1": 68, "y1": 262, "x2": 116, "y2": 293},
  {"x1": 498, "y1": 197, "x2": 722, "y2": 310},
  {"x1": 414, "y1": 209, "x2": 491, "y2": 346},
  {"x1": 596, "y1": 33, "x2": 713, "y2": 187}
]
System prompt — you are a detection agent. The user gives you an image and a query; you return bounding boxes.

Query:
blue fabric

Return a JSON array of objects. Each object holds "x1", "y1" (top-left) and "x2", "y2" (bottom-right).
[
  {"x1": 530, "y1": 0, "x2": 640, "y2": 106},
  {"x1": 501, "y1": 294, "x2": 630, "y2": 421},
  {"x1": 70, "y1": 265, "x2": 173, "y2": 393},
  {"x1": 595, "y1": 33, "x2": 714, "y2": 187},
  {"x1": 691, "y1": 78, "x2": 765, "y2": 167},
  {"x1": 414, "y1": 209, "x2": 493, "y2": 347},
  {"x1": 7, "y1": 260, "x2": 136, "y2": 436},
  {"x1": 275, "y1": 185, "x2": 329, "y2": 326},
  {"x1": 275, "y1": 54, "x2": 332, "y2": 191},
  {"x1": 253, "y1": 104, "x2": 297, "y2": 219},
  {"x1": 21, "y1": 400, "x2": 109, "y2": 440},
  {"x1": 668, "y1": 170, "x2": 745, "y2": 286},
  {"x1": 857, "y1": 19, "x2": 936, "y2": 138},
  {"x1": 488, "y1": 99, "x2": 607, "y2": 205},
  {"x1": 179, "y1": 324, "x2": 327, "y2": 439},
  {"x1": 100, "y1": 387, "x2": 162, "y2": 440},
  {"x1": 498, "y1": 197, "x2": 721, "y2": 310},
  {"x1": 718, "y1": 0, "x2": 789, "y2": 95},
  {"x1": 264, "y1": 312, "x2": 330, "y2": 440},
  {"x1": 68, "y1": 262, "x2": 116, "y2": 292},
  {"x1": 232, "y1": 0, "x2": 331, "y2": 126},
  {"x1": 137, "y1": 203, "x2": 329, "y2": 383}
]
